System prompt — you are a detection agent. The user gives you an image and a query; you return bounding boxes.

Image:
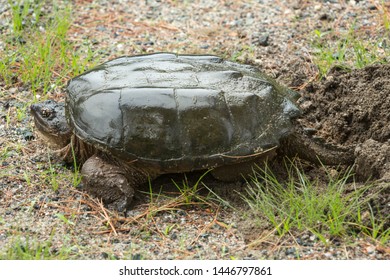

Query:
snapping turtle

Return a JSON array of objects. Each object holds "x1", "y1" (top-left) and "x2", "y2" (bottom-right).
[{"x1": 31, "y1": 53, "x2": 352, "y2": 211}]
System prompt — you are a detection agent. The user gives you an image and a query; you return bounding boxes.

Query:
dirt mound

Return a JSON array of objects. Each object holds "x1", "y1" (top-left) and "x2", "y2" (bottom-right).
[{"x1": 299, "y1": 64, "x2": 390, "y2": 181}]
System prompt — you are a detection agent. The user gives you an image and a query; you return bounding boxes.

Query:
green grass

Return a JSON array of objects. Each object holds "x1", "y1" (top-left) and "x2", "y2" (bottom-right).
[
  {"x1": 243, "y1": 162, "x2": 389, "y2": 245},
  {"x1": 55, "y1": 213, "x2": 76, "y2": 226},
  {"x1": 171, "y1": 170, "x2": 211, "y2": 204},
  {"x1": 47, "y1": 154, "x2": 60, "y2": 191},
  {"x1": 42, "y1": 156, "x2": 82, "y2": 191},
  {"x1": 0, "y1": 0, "x2": 96, "y2": 98},
  {"x1": 0, "y1": 235, "x2": 74, "y2": 260},
  {"x1": 142, "y1": 171, "x2": 215, "y2": 220},
  {"x1": 229, "y1": 45, "x2": 256, "y2": 62},
  {"x1": 312, "y1": 28, "x2": 389, "y2": 77},
  {"x1": 311, "y1": 4, "x2": 390, "y2": 77}
]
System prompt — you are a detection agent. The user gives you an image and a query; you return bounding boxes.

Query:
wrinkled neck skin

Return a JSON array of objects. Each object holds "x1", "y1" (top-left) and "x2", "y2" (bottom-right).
[
  {"x1": 34, "y1": 127, "x2": 72, "y2": 150},
  {"x1": 57, "y1": 134, "x2": 97, "y2": 165}
]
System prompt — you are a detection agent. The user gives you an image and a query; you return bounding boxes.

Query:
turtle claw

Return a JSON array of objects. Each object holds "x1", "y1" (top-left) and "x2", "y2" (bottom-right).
[{"x1": 108, "y1": 196, "x2": 131, "y2": 213}]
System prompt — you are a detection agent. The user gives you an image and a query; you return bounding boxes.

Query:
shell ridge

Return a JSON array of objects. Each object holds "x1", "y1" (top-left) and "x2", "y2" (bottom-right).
[
  {"x1": 172, "y1": 87, "x2": 183, "y2": 159},
  {"x1": 220, "y1": 90, "x2": 235, "y2": 152},
  {"x1": 118, "y1": 89, "x2": 125, "y2": 153},
  {"x1": 103, "y1": 68, "x2": 109, "y2": 91}
]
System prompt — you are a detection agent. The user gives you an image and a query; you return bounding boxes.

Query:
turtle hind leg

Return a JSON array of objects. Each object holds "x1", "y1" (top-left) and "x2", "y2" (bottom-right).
[
  {"x1": 81, "y1": 155, "x2": 151, "y2": 211},
  {"x1": 281, "y1": 123, "x2": 355, "y2": 166}
]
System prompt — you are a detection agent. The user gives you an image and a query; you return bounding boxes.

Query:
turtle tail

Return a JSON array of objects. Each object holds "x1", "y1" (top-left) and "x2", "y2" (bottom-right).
[{"x1": 280, "y1": 121, "x2": 355, "y2": 166}]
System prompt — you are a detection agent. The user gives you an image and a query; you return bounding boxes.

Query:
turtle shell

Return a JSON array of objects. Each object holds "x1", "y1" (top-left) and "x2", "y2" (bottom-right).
[{"x1": 66, "y1": 53, "x2": 300, "y2": 172}]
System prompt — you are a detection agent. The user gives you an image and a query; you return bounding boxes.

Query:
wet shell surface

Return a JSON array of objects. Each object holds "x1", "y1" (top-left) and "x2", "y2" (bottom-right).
[{"x1": 66, "y1": 53, "x2": 300, "y2": 172}]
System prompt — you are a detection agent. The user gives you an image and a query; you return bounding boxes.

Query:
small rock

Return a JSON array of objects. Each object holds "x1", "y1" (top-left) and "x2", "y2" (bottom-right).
[
  {"x1": 366, "y1": 246, "x2": 376, "y2": 254},
  {"x1": 144, "y1": 41, "x2": 154, "y2": 46},
  {"x1": 9, "y1": 88, "x2": 17, "y2": 94},
  {"x1": 71, "y1": 247, "x2": 79, "y2": 254},
  {"x1": 177, "y1": 210, "x2": 186, "y2": 216},
  {"x1": 221, "y1": 246, "x2": 229, "y2": 253},
  {"x1": 131, "y1": 253, "x2": 142, "y2": 260},
  {"x1": 379, "y1": 39, "x2": 387, "y2": 49},
  {"x1": 96, "y1": 26, "x2": 107, "y2": 31},
  {"x1": 286, "y1": 247, "x2": 296, "y2": 255},
  {"x1": 200, "y1": 233, "x2": 209, "y2": 239},
  {"x1": 23, "y1": 131, "x2": 34, "y2": 141},
  {"x1": 319, "y1": 13, "x2": 331, "y2": 21},
  {"x1": 324, "y1": 252, "x2": 332, "y2": 258},
  {"x1": 17, "y1": 36, "x2": 27, "y2": 45},
  {"x1": 256, "y1": 33, "x2": 269, "y2": 46}
]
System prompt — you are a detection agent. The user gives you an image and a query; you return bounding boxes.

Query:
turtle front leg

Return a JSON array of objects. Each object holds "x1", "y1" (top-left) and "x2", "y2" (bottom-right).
[{"x1": 81, "y1": 155, "x2": 150, "y2": 211}]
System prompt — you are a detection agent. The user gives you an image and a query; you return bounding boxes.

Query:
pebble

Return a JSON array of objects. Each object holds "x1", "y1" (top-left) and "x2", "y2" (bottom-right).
[
  {"x1": 23, "y1": 130, "x2": 34, "y2": 141},
  {"x1": 200, "y1": 233, "x2": 209, "y2": 239},
  {"x1": 324, "y1": 252, "x2": 333, "y2": 258},
  {"x1": 286, "y1": 247, "x2": 296, "y2": 255},
  {"x1": 9, "y1": 87, "x2": 17, "y2": 94},
  {"x1": 221, "y1": 246, "x2": 229, "y2": 253},
  {"x1": 131, "y1": 254, "x2": 142, "y2": 260},
  {"x1": 256, "y1": 33, "x2": 270, "y2": 47},
  {"x1": 96, "y1": 26, "x2": 107, "y2": 31},
  {"x1": 186, "y1": 245, "x2": 193, "y2": 251},
  {"x1": 366, "y1": 246, "x2": 376, "y2": 254}
]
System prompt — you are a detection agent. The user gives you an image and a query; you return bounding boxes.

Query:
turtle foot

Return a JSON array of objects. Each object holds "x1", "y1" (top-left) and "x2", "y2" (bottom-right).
[{"x1": 81, "y1": 155, "x2": 135, "y2": 212}]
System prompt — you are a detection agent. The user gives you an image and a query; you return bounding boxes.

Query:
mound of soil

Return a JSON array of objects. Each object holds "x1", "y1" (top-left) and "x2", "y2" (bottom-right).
[{"x1": 299, "y1": 64, "x2": 390, "y2": 181}]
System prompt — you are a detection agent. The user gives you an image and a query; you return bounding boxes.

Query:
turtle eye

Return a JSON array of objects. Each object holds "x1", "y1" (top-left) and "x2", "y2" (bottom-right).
[{"x1": 41, "y1": 107, "x2": 53, "y2": 118}]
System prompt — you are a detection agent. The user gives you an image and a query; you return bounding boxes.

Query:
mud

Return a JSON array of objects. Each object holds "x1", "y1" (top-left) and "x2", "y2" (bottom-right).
[{"x1": 299, "y1": 64, "x2": 390, "y2": 181}]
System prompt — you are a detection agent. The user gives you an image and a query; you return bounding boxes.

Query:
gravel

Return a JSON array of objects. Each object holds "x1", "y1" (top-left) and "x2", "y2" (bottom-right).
[{"x1": 0, "y1": 0, "x2": 389, "y2": 260}]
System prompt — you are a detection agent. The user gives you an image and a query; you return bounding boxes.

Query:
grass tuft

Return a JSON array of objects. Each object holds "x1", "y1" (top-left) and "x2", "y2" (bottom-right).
[
  {"x1": 1, "y1": 0, "x2": 96, "y2": 98},
  {"x1": 243, "y1": 161, "x2": 388, "y2": 244},
  {"x1": 311, "y1": 4, "x2": 390, "y2": 78},
  {"x1": 0, "y1": 235, "x2": 73, "y2": 260},
  {"x1": 171, "y1": 170, "x2": 211, "y2": 204}
]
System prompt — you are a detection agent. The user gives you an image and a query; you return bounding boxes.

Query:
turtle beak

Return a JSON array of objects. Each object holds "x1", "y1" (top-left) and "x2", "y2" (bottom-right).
[{"x1": 30, "y1": 104, "x2": 45, "y2": 129}]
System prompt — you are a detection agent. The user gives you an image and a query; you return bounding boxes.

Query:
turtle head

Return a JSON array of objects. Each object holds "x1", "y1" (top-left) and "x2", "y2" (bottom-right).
[{"x1": 30, "y1": 100, "x2": 72, "y2": 148}]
